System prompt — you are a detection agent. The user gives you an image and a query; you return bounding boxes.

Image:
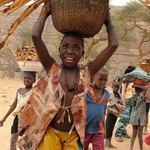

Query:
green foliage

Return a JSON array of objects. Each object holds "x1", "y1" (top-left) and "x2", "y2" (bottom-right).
[
  {"x1": 89, "y1": 49, "x2": 99, "y2": 60},
  {"x1": 15, "y1": 67, "x2": 21, "y2": 72},
  {"x1": 112, "y1": 1, "x2": 150, "y2": 44},
  {"x1": 18, "y1": 27, "x2": 32, "y2": 46},
  {"x1": 116, "y1": 1, "x2": 150, "y2": 23},
  {"x1": 0, "y1": 42, "x2": 17, "y2": 75}
]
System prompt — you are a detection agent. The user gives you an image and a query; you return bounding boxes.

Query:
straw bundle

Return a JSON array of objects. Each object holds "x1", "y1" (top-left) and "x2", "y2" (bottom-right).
[
  {"x1": 15, "y1": 46, "x2": 39, "y2": 61},
  {"x1": 15, "y1": 45, "x2": 42, "y2": 71},
  {"x1": 51, "y1": 0, "x2": 109, "y2": 37}
]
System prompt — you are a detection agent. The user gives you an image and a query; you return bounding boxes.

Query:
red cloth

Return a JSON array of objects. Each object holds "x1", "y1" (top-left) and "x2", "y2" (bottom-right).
[
  {"x1": 133, "y1": 78, "x2": 149, "y2": 86},
  {"x1": 144, "y1": 133, "x2": 150, "y2": 146},
  {"x1": 84, "y1": 133, "x2": 104, "y2": 150}
]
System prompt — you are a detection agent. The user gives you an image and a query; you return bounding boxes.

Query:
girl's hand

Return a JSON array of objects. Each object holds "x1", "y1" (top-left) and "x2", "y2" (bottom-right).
[
  {"x1": 0, "y1": 119, "x2": 5, "y2": 126},
  {"x1": 121, "y1": 100, "x2": 126, "y2": 107}
]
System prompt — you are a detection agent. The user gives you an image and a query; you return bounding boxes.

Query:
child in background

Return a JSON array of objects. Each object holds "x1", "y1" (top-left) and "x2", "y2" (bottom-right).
[
  {"x1": 129, "y1": 84, "x2": 147, "y2": 150},
  {"x1": 84, "y1": 68, "x2": 110, "y2": 150},
  {"x1": 115, "y1": 66, "x2": 136, "y2": 142},
  {"x1": 0, "y1": 71, "x2": 36, "y2": 150},
  {"x1": 105, "y1": 81, "x2": 124, "y2": 148},
  {"x1": 144, "y1": 82, "x2": 150, "y2": 134}
]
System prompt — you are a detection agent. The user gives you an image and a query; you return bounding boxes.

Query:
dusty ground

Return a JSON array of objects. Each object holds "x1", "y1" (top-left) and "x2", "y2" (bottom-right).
[{"x1": 0, "y1": 78, "x2": 150, "y2": 150}]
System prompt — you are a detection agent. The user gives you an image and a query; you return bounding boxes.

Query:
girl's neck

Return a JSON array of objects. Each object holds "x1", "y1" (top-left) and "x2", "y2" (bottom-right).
[
  {"x1": 25, "y1": 86, "x2": 32, "y2": 90},
  {"x1": 63, "y1": 65, "x2": 78, "y2": 71},
  {"x1": 92, "y1": 84, "x2": 103, "y2": 91}
]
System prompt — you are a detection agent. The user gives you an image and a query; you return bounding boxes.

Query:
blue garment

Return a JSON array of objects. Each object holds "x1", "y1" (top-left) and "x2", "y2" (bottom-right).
[{"x1": 85, "y1": 88, "x2": 110, "y2": 134}]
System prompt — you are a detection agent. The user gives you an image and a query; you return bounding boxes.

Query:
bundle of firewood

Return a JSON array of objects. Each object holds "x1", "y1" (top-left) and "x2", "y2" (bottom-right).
[{"x1": 15, "y1": 45, "x2": 39, "y2": 61}]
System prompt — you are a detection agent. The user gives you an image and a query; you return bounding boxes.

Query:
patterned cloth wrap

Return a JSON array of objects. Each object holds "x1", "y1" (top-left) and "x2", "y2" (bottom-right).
[
  {"x1": 117, "y1": 68, "x2": 150, "y2": 83},
  {"x1": 115, "y1": 99, "x2": 131, "y2": 138},
  {"x1": 17, "y1": 63, "x2": 90, "y2": 150},
  {"x1": 129, "y1": 92, "x2": 146, "y2": 126}
]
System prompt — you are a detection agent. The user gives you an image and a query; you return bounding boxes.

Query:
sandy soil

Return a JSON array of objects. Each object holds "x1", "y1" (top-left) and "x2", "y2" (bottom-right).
[{"x1": 0, "y1": 78, "x2": 150, "y2": 150}]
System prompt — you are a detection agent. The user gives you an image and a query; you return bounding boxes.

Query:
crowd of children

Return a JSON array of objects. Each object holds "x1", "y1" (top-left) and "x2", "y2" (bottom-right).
[{"x1": 1, "y1": 65, "x2": 150, "y2": 150}]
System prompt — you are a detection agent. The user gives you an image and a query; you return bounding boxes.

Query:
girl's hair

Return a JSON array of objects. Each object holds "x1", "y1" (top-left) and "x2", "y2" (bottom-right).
[
  {"x1": 23, "y1": 71, "x2": 36, "y2": 78},
  {"x1": 61, "y1": 32, "x2": 84, "y2": 48},
  {"x1": 100, "y1": 67, "x2": 109, "y2": 74},
  {"x1": 124, "y1": 66, "x2": 136, "y2": 74},
  {"x1": 112, "y1": 81, "x2": 120, "y2": 87},
  {"x1": 135, "y1": 87, "x2": 143, "y2": 93}
]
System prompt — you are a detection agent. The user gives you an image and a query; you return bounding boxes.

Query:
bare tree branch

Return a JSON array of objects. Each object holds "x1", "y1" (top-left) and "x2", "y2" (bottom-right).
[{"x1": 84, "y1": 33, "x2": 107, "y2": 60}]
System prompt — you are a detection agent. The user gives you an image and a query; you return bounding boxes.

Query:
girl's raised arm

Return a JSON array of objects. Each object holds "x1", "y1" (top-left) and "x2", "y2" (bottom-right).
[
  {"x1": 89, "y1": 11, "x2": 119, "y2": 76},
  {"x1": 32, "y1": 3, "x2": 55, "y2": 74}
]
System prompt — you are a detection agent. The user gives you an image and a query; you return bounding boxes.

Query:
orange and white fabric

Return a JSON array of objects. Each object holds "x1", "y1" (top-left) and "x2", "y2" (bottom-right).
[{"x1": 17, "y1": 62, "x2": 90, "y2": 149}]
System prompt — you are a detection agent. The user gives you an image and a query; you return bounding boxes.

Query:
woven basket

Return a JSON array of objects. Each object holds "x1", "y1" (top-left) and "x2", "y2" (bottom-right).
[
  {"x1": 139, "y1": 64, "x2": 150, "y2": 73},
  {"x1": 50, "y1": 0, "x2": 109, "y2": 37}
]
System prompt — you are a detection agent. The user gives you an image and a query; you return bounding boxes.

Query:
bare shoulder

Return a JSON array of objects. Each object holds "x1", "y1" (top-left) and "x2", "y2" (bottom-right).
[
  {"x1": 18, "y1": 87, "x2": 31, "y2": 95},
  {"x1": 18, "y1": 87, "x2": 25, "y2": 94}
]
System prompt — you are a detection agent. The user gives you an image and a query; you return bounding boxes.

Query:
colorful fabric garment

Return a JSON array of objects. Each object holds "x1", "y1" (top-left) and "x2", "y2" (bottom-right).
[
  {"x1": 118, "y1": 68, "x2": 150, "y2": 83},
  {"x1": 85, "y1": 87, "x2": 110, "y2": 134},
  {"x1": 108, "y1": 91, "x2": 121, "y2": 106},
  {"x1": 17, "y1": 63, "x2": 90, "y2": 149},
  {"x1": 115, "y1": 82, "x2": 133, "y2": 138},
  {"x1": 130, "y1": 92, "x2": 146, "y2": 126},
  {"x1": 106, "y1": 91, "x2": 122, "y2": 138},
  {"x1": 115, "y1": 99, "x2": 131, "y2": 138},
  {"x1": 106, "y1": 91, "x2": 125, "y2": 117}
]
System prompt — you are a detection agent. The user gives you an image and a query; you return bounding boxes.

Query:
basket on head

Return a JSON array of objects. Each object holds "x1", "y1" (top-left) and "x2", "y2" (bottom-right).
[
  {"x1": 17, "y1": 61, "x2": 43, "y2": 72},
  {"x1": 50, "y1": 0, "x2": 109, "y2": 38},
  {"x1": 15, "y1": 45, "x2": 43, "y2": 72}
]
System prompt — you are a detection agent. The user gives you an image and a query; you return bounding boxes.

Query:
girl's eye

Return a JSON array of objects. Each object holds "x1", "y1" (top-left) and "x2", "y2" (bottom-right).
[
  {"x1": 73, "y1": 47, "x2": 80, "y2": 51},
  {"x1": 62, "y1": 45, "x2": 68, "y2": 49}
]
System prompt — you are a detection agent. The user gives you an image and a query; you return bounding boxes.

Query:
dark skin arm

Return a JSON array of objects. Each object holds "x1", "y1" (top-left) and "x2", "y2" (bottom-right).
[
  {"x1": 0, "y1": 90, "x2": 18, "y2": 126},
  {"x1": 32, "y1": 6, "x2": 54, "y2": 74}
]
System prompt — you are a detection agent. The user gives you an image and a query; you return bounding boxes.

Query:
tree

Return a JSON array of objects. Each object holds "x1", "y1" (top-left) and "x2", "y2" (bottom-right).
[
  {"x1": 139, "y1": 0, "x2": 150, "y2": 10},
  {"x1": 0, "y1": 42, "x2": 18, "y2": 77},
  {"x1": 17, "y1": 26, "x2": 32, "y2": 47},
  {"x1": 113, "y1": 1, "x2": 150, "y2": 58}
]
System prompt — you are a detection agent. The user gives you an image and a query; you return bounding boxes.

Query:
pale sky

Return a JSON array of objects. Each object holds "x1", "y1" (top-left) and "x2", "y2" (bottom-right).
[
  {"x1": 110, "y1": 0, "x2": 136, "y2": 6},
  {"x1": 27, "y1": 0, "x2": 138, "y2": 6}
]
